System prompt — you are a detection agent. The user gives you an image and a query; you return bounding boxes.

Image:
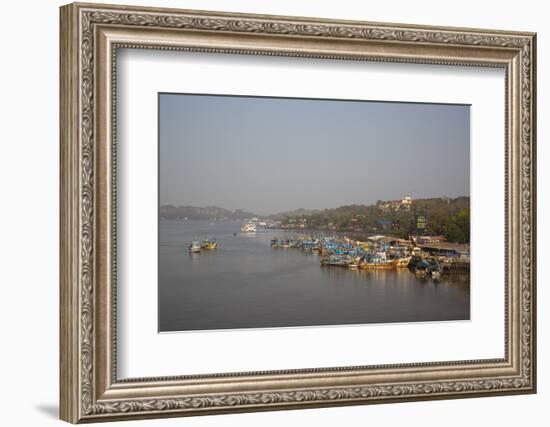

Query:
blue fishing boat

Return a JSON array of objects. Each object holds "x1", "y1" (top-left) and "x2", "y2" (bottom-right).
[{"x1": 414, "y1": 259, "x2": 441, "y2": 277}]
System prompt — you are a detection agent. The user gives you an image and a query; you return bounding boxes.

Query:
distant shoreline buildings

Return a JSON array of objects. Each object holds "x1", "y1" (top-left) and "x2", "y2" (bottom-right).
[{"x1": 377, "y1": 196, "x2": 413, "y2": 213}]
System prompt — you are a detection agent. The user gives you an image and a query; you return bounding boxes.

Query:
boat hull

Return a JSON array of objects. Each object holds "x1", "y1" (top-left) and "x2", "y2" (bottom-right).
[
  {"x1": 321, "y1": 262, "x2": 351, "y2": 267},
  {"x1": 395, "y1": 256, "x2": 412, "y2": 268},
  {"x1": 358, "y1": 260, "x2": 398, "y2": 269},
  {"x1": 201, "y1": 243, "x2": 217, "y2": 250}
]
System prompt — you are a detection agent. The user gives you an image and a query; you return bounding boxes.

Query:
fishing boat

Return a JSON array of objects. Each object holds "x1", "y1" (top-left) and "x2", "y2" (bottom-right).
[
  {"x1": 395, "y1": 256, "x2": 412, "y2": 268},
  {"x1": 240, "y1": 222, "x2": 256, "y2": 233},
  {"x1": 348, "y1": 259, "x2": 360, "y2": 269},
  {"x1": 301, "y1": 239, "x2": 314, "y2": 251},
  {"x1": 200, "y1": 238, "x2": 217, "y2": 250},
  {"x1": 358, "y1": 254, "x2": 398, "y2": 269},
  {"x1": 188, "y1": 240, "x2": 201, "y2": 253},
  {"x1": 289, "y1": 239, "x2": 302, "y2": 248},
  {"x1": 414, "y1": 259, "x2": 441, "y2": 277},
  {"x1": 271, "y1": 238, "x2": 290, "y2": 248},
  {"x1": 321, "y1": 254, "x2": 356, "y2": 267},
  {"x1": 429, "y1": 260, "x2": 442, "y2": 278}
]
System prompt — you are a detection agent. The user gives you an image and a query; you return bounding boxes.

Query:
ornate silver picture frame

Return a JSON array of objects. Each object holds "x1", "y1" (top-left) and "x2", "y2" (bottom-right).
[{"x1": 60, "y1": 2, "x2": 536, "y2": 423}]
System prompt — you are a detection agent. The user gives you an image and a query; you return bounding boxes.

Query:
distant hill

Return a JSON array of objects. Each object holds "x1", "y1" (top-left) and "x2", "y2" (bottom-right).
[
  {"x1": 269, "y1": 208, "x2": 321, "y2": 220},
  {"x1": 276, "y1": 196, "x2": 470, "y2": 243},
  {"x1": 160, "y1": 205, "x2": 259, "y2": 220}
]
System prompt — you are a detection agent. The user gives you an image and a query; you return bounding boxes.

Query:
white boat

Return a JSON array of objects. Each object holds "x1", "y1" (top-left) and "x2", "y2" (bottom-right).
[
  {"x1": 240, "y1": 222, "x2": 257, "y2": 233},
  {"x1": 188, "y1": 240, "x2": 201, "y2": 252}
]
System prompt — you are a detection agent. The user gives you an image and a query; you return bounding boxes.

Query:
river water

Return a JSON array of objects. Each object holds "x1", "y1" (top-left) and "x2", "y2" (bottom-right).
[{"x1": 159, "y1": 220, "x2": 470, "y2": 332}]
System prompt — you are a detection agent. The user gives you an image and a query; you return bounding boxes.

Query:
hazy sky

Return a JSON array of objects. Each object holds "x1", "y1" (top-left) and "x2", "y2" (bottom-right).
[{"x1": 159, "y1": 93, "x2": 469, "y2": 215}]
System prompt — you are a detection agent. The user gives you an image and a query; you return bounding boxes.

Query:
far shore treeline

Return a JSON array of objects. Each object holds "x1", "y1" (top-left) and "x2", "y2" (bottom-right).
[
  {"x1": 160, "y1": 196, "x2": 470, "y2": 244},
  {"x1": 159, "y1": 205, "x2": 256, "y2": 221}
]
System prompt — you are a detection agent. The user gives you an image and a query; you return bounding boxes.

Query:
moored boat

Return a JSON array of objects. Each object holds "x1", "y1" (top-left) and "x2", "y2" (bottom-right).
[
  {"x1": 188, "y1": 240, "x2": 201, "y2": 253},
  {"x1": 200, "y1": 238, "x2": 217, "y2": 250},
  {"x1": 358, "y1": 252, "x2": 398, "y2": 269},
  {"x1": 348, "y1": 260, "x2": 360, "y2": 269},
  {"x1": 240, "y1": 222, "x2": 257, "y2": 232},
  {"x1": 321, "y1": 254, "x2": 357, "y2": 267},
  {"x1": 271, "y1": 238, "x2": 290, "y2": 248},
  {"x1": 414, "y1": 259, "x2": 441, "y2": 277},
  {"x1": 395, "y1": 256, "x2": 412, "y2": 268},
  {"x1": 358, "y1": 258, "x2": 398, "y2": 269}
]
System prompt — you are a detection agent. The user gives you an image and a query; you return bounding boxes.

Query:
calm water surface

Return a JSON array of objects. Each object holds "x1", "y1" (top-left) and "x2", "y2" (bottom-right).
[{"x1": 159, "y1": 220, "x2": 470, "y2": 332}]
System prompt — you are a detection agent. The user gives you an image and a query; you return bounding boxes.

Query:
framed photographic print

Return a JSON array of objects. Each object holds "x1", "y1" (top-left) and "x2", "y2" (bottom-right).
[{"x1": 60, "y1": 2, "x2": 537, "y2": 423}]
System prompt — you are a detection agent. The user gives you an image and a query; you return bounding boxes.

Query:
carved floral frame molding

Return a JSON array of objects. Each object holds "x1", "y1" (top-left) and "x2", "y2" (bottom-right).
[{"x1": 60, "y1": 2, "x2": 536, "y2": 423}]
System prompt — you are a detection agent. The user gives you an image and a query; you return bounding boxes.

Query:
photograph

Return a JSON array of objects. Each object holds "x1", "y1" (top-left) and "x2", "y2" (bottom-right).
[
  {"x1": 158, "y1": 93, "x2": 471, "y2": 332},
  {"x1": 56, "y1": 2, "x2": 536, "y2": 422}
]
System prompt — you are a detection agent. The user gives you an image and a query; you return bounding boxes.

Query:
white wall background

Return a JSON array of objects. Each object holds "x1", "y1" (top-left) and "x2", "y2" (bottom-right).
[{"x1": 0, "y1": 1, "x2": 545, "y2": 426}]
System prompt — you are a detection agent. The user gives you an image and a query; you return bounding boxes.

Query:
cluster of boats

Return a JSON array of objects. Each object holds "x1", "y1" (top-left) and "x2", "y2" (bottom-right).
[
  {"x1": 271, "y1": 235, "x2": 444, "y2": 277},
  {"x1": 240, "y1": 222, "x2": 257, "y2": 233},
  {"x1": 186, "y1": 230, "x2": 459, "y2": 279},
  {"x1": 320, "y1": 249, "x2": 412, "y2": 271},
  {"x1": 188, "y1": 238, "x2": 218, "y2": 253}
]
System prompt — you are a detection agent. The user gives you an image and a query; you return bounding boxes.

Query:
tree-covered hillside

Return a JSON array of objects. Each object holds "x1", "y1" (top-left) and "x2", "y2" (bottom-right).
[{"x1": 278, "y1": 196, "x2": 470, "y2": 243}]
